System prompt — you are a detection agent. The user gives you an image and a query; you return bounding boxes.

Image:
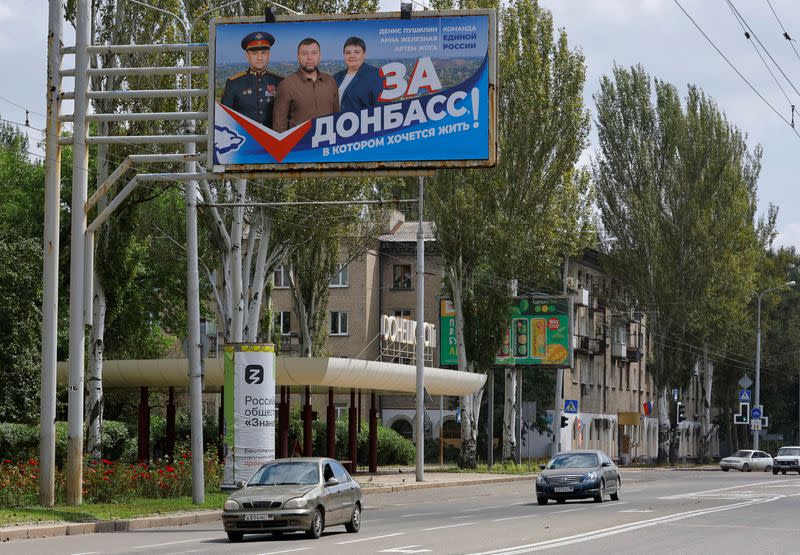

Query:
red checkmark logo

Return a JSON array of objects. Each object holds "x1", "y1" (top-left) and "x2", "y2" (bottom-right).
[{"x1": 218, "y1": 102, "x2": 311, "y2": 162}]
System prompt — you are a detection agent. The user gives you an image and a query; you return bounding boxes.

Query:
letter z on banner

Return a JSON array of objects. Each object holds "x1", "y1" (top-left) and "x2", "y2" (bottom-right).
[{"x1": 223, "y1": 344, "x2": 276, "y2": 487}]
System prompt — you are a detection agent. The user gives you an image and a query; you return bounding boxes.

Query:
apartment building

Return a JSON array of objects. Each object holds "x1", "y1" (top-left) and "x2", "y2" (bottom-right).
[{"x1": 271, "y1": 215, "x2": 716, "y2": 462}]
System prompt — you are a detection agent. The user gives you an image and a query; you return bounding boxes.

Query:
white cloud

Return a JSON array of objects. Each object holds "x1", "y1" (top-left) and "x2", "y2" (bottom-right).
[
  {"x1": 774, "y1": 223, "x2": 800, "y2": 251},
  {"x1": 0, "y1": 2, "x2": 11, "y2": 21}
]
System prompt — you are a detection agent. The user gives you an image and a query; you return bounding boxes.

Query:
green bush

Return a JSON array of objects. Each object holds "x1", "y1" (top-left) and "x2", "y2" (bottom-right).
[
  {"x1": 0, "y1": 420, "x2": 130, "y2": 467},
  {"x1": 302, "y1": 417, "x2": 415, "y2": 466}
]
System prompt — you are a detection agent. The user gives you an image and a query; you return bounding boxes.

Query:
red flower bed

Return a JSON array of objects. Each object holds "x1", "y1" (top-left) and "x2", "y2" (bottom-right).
[{"x1": 0, "y1": 453, "x2": 222, "y2": 506}]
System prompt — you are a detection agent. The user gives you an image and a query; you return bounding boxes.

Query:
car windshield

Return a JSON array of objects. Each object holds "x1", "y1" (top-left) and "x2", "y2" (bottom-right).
[
  {"x1": 730, "y1": 450, "x2": 752, "y2": 458},
  {"x1": 248, "y1": 462, "x2": 320, "y2": 486},
  {"x1": 547, "y1": 453, "x2": 599, "y2": 469},
  {"x1": 778, "y1": 447, "x2": 800, "y2": 457}
]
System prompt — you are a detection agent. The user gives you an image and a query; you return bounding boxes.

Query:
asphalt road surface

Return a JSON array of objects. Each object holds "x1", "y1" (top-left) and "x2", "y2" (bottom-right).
[{"x1": 4, "y1": 470, "x2": 800, "y2": 554}]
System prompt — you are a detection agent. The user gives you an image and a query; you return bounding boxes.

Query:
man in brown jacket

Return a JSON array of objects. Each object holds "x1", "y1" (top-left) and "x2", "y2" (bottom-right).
[{"x1": 273, "y1": 38, "x2": 340, "y2": 132}]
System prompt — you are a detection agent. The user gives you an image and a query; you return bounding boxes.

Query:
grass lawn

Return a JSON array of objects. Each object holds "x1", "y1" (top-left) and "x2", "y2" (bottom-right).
[{"x1": 0, "y1": 492, "x2": 228, "y2": 527}]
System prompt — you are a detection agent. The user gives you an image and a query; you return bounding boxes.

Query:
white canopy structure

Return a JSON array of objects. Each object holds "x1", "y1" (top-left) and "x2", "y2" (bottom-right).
[{"x1": 57, "y1": 357, "x2": 485, "y2": 396}]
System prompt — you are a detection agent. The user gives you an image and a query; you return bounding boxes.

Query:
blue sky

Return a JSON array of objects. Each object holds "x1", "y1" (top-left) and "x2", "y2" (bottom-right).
[
  {"x1": 7, "y1": 0, "x2": 800, "y2": 249},
  {"x1": 215, "y1": 15, "x2": 488, "y2": 65}
]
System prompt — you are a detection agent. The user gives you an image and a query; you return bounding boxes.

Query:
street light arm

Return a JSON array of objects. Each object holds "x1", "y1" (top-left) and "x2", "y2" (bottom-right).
[{"x1": 127, "y1": 0, "x2": 187, "y2": 35}]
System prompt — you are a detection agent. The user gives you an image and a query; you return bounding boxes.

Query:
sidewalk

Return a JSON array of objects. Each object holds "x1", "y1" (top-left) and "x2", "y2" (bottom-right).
[{"x1": 0, "y1": 471, "x2": 533, "y2": 542}]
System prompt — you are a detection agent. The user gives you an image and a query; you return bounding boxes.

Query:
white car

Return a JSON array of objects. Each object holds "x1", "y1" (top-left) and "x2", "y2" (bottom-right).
[
  {"x1": 719, "y1": 449, "x2": 773, "y2": 472},
  {"x1": 773, "y1": 446, "x2": 800, "y2": 475}
]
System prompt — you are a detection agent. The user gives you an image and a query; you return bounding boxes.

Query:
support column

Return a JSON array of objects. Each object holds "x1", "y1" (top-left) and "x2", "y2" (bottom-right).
[
  {"x1": 327, "y1": 388, "x2": 336, "y2": 458},
  {"x1": 137, "y1": 387, "x2": 150, "y2": 463},
  {"x1": 39, "y1": 0, "x2": 63, "y2": 508},
  {"x1": 349, "y1": 389, "x2": 357, "y2": 473},
  {"x1": 217, "y1": 387, "x2": 224, "y2": 464},
  {"x1": 369, "y1": 392, "x2": 378, "y2": 473},
  {"x1": 166, "y1": 387, "x2": 176, "y2": 462},
  {"x1": 303, "y1": 386, "x2": 313, "y2": 456},
  {"x1": 66, "y1": 0, "x2": 90, "y2": 506},
  {"x1": 488, "y1": 367, "x2": 494, "y2": 469},
  {"x1": 279, "y1": 386, "x2": 289, "y2": 458}
]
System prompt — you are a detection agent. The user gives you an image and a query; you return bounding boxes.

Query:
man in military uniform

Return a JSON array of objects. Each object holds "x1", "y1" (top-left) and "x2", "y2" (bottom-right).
[{"x1": 221, "y1": 31, "x2": 282, "y2": 129}]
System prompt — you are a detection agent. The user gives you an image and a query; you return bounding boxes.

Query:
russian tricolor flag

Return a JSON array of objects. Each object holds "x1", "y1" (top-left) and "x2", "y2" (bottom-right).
[{"x1": 643, "y1": 400, "x2": 653, "y2": 416}]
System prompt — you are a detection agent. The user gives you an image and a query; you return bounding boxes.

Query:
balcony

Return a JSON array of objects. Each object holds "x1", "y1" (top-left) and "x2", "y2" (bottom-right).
[{"x1": 627, "y1": 347, "x2": 642, "y2": 363}]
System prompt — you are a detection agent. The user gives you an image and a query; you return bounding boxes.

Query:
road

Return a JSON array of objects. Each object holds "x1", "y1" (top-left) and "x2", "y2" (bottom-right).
[{"x1": 4, "y1": 470, "x2": 799, "y2": 554}]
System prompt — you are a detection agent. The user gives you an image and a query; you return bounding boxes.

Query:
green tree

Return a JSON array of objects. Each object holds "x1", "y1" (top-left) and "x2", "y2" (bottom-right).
[
  {"x1": 428, "y1": 0, "x2": 592, "y2": 466},
  {"x1": 593, "y1": 65, "x2": 771, "y2": 462}
]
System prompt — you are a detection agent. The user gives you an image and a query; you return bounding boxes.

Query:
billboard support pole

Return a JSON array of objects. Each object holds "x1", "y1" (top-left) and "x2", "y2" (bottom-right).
[
  {"x1": 416, "y1": 175, "x2": 425, "y2": 482},
  {"x1": 40, "y1": 0, "x2": 63, "y2": 508}
]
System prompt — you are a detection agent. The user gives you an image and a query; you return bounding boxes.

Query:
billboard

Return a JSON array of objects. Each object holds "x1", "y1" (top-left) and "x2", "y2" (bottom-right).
[
  {"x1": 495, "y1": 297, "x2": 571, "y2": 367},
  {"x1": 209, "y1": 10, "x2": 497, "y2": 173}
]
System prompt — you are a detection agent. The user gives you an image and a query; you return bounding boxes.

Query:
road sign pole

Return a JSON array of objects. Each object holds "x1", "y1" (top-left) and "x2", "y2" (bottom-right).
[{"x1": 553, "y1": 368, "x2": 563, "y2": 456}]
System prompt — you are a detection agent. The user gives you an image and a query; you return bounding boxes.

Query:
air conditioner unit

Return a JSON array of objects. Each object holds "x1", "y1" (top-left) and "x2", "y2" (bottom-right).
[
  {"x1": 573, "y1": 288, "x2": 589, "y2": 306},
  {"x1": 566, "y1": 277, "x2": 576, "y2": 291}
]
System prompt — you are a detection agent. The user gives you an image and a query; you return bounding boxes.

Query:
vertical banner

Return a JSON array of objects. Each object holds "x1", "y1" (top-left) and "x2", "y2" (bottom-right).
[
  {"x1": 223, "y1": 344, "x2": 276, "y2": 487},
  {"x1": 439, "y1": 299, "x2": 458, "y2": 366}
]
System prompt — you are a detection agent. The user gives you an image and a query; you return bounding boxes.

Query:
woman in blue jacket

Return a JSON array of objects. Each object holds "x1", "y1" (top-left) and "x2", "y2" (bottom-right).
[{"x1": 334, "y1": 36, "x2": 384, "y2": 112}]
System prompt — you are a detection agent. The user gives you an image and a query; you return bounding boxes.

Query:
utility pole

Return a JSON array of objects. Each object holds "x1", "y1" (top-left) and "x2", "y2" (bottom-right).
[{"x1": 416, "y1": 175, "x2": 425, "y2": 482}]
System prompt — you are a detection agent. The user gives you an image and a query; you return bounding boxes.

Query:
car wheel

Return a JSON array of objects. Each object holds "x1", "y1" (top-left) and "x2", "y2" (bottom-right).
[
  {"x1": 305, "y1": 508, "x2": 324, "y2": 539},
  {"x1": 721, "y1": 467, "x2": 729, "y2": 472},
  {"x1": 610, "y1": 478, "x2": 621, "y2": 501},
  {"x1": 765, "y1": 465, "x2": 772, "y2": 473},
  {"x1": 556, "y1": 498, "x2": 566, "y2": 504},
  {"x1": 773, "y1": 469, "x2": 779, "y2": 475},
  {"x1": 742, "y1": 463, "x2": 750, "y2": 472},
  {"x1": 227, "y1": 532, "x2": 243, "y2": 543},
  {"x1": 537, "y1": 496, "x2": 548, "y2": 505},
  {"x1": 782, "y1": 470, "x2": 787, "y2": 475},
  {"x1": 594, "y1": 481, "x2": 605, "y2": 503},
  {"x1": 345, "y1": 504, "x2": 361, "y2": 533}
]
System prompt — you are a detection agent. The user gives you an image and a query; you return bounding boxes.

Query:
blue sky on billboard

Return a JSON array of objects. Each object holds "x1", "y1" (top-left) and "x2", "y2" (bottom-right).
[{"x1": 215, "y1": 16, "x2": 489, "y2": 64}]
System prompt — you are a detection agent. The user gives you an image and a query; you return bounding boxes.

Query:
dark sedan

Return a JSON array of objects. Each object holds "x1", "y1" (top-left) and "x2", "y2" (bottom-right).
[
  {"x1": 535, "y1": 449, "x2": 621, "y2": 505},
  {"x1": 222, "y1": 457, "x2": 362, "y2": 542}
]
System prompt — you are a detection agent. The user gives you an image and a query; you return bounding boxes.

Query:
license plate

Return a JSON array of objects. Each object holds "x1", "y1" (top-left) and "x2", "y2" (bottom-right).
[
  {"x1": 554, "y1": 486, "x2": 573, "y2": 493},
  {"x1": 244, "y1": 513, "x2": 274, "y2": 521}
]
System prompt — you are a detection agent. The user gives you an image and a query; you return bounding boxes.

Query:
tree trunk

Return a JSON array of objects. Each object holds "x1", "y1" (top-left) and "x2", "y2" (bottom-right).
[
  {"x1": 699, "y1": 349, "x2": 714, "y2": 463},
  {"x1": 86, "y1": 130, "x2": 109, "y2": 462},
  {"x1": 657, "y1": 386, "x2": 671, "y2": 464},
  {"x1": 86, "y1": 275, "x2": 106, "y2": 461},
  {"x1": 230, "y1": 179, "x2": 245, "y2": 342},
  {"x1": 502, "y1": 368, "x2": 517, "y2": 461}
]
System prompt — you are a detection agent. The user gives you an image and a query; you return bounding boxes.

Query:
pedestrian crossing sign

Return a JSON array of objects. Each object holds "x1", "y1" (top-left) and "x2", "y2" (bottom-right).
[{"x1": 564, "y1": 399, "x2": 579, "y2": 414}]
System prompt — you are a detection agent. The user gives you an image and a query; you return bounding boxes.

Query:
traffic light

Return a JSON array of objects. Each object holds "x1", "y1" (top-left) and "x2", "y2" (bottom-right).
[
  {"x1": 677, "y1": 402, "x2": 686, "y2": 425},
  {"x1": 560, "y1": 416, "x2": 569, "y2": 428}
]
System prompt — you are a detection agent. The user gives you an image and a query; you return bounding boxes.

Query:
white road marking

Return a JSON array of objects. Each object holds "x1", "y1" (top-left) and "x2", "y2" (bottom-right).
[
  {"x1": 422, "y1": 522, "x2": 475, "y2": 531},
  {"x1": 131, "y1": 537, "x2": 217, "y2": 549},
  {"x1": 554, "y1": 508, "x2": 585, "y2": 514},
  {"x1": 465, "y1": 495, "x2": 782, "y2": 554},
  {"x1": 338, "y1": 532, "x2": 405, "y2": 544},
  {"x1": 378, "y1": 545, "x2": 432, "y2": 553},
  {"x1": 452, "y1": 515, "x2": 474, "y2": 519},
  {"x1": 70, "y1": 552, "x2": 99, "y2": 555},
  {"x1": 402, "y1": 512, "x2": 441, "y2": 518},
  {"x1": 620, "y1": 509, "x2": 653, "y2": 513},
  {"x1": 462, "y1": 504, "x2": 509, "y2": 512},
  {"x1": 255, "y1": 548, "x2": 311, "y2": 555},
  {"x1": 493, "y1": 514, "x2": 540, "y2": 522},
  {"x1": 658, "y1": 480, "x2": 775, "y2": 499},
  {"x1": 624, "y1": 488, "x2": 642, "y2": 493}
]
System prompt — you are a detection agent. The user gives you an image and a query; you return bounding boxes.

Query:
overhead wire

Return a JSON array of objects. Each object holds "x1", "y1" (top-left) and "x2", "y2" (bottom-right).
[{"x1": 672, "y1": 0, "x2": 800, "y2": 136}]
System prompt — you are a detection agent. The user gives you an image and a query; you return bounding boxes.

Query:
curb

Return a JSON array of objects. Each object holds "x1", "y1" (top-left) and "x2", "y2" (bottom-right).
[
  {"x1": 0, "y1": 476, "x2": 532, "y2": 542},
  {"x1": 0, "y1": 510, "x2": 221, "y2": 542}
]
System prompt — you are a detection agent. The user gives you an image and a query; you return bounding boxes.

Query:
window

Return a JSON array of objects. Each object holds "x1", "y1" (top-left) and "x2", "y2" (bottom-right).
[
  {"x1": 394, "y1": 309, "x2": 411, "y2": 318},
  {"x1": 329, "y1": 263, "x2": 348, "y2": 287},
  {"x1": 274, "y1": 265, "x2": 290, "y2": 288},
  {"x1": 392, "y1": 264, "x2": 412, "y2": 289},
  {"x1": 274, "y1": 311, "x2": 291, "y2": 335},
  {"x1": 330, "y1": 311, "x2": 348, "y2": 335}
]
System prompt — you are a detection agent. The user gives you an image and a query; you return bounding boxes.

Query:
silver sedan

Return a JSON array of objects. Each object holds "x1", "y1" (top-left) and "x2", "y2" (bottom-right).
[{"x1": 222, "y1": 457, "x2": 362, "y2": 542}]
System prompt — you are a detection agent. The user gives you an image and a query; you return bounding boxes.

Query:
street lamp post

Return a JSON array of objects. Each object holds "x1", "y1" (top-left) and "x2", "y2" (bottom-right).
[{"x1": 753, "y1": 280, "x2": 795, "y2": 450}]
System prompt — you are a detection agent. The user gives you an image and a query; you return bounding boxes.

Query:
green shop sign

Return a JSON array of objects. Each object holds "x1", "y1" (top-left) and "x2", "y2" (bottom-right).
[
  {"x1": 496, "y1": 297, "x2": 571, "y2": 367},
  {"x1": 439, "y1": 299, "x2": 458, "y2": 366}
]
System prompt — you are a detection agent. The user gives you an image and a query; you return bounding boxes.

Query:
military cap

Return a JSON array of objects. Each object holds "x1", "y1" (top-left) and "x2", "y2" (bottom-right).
[{"x1": 241, "y1": 31, "x2": 275, "y2": 51}]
